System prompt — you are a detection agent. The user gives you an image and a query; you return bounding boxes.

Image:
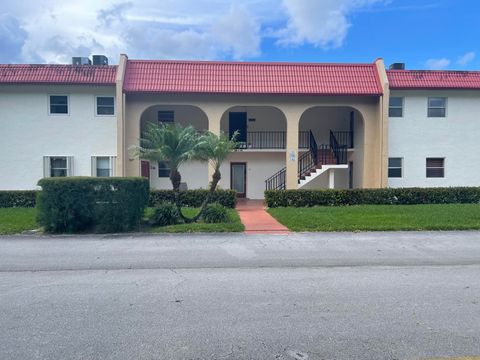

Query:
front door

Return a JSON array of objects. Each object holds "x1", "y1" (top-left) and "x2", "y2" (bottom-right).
[
  {"x1": 229, "y1": 112, "x2": 247, "y2": 143},
  {"x1": 141, "y1": 161, "x2": 150, "y2": 179},
  {"x1": 231, "y1": 162, "x2": 247, "y2": 198}
]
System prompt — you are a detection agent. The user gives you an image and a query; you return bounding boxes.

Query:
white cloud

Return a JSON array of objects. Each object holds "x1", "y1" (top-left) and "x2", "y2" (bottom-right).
[
  {"x1": 457, "y1": 51, "x2": 475, "y2": 66},
  {"x1": 212, "y1": 6, "x2": 261, "y2": 59},
  {"x1": 0, "y1": 0, "x2": 381, "y2": 63},
  {"x1": 425, "y1": 58, "x2": 450, "y2": 70},
  {"x1": 277, "y1": 0, "x2": 385, "y2": 48}
]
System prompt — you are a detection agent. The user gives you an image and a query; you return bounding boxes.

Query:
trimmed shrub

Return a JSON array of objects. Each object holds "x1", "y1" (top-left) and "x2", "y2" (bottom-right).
[
  {"x1": 265, "y1": 187, "x2": 480, "y2": 208},
  {"x1": 150, "y1": 202, "x2": 180, "y2": 226},
  {"x1": 0, "y1": 191, "x2": 38, "y2": 208},
  {"x1": 203, "y1": 203, "x2": 229, "y2": 223},
  {"x1": 37, "y1": 177, "x2": 149, "y2": 233},
  {"x1": 149, "y1": 189, "x2": 236, "y2": 208}
]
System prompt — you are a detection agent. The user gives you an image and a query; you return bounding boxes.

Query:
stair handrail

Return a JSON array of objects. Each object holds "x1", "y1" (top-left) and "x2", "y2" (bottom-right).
[
  {"x1": 265, "y1": 167, "x2": 286, "y2": 190},
  {"x1": 329, "y1": 130, "x2": 347, "y2": 164}
]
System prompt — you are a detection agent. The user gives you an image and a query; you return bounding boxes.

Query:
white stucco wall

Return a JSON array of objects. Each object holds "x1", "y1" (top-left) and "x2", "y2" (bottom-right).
[
  {"x1": 149, "y1": 160, "x2": 209, "y2": 190},
  {"x1": 388, "y1": 90, "x2": 480, "y2": 187},
  {"x1": 219, "y1": 152, "x2": 285, "y2": 199},
  {"x1": 0, "y1": 85, "x2": 117, "y2": 190}
]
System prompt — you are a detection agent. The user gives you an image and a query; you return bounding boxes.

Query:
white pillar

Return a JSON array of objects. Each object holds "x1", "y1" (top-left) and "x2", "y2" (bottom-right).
[{"x1": 328, "y1": 169, "x2": 335, "y2": 189}]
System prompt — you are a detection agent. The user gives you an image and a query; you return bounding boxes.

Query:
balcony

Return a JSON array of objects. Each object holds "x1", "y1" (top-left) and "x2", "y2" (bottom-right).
[{"x1": 236, "y1": 131, "x2": 310, "y2": 150}]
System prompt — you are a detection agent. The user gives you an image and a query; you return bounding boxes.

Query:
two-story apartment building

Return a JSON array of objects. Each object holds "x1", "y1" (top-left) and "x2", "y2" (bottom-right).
[{"x1": 1, "y1": 55, "x2": 479, "y2": 198}]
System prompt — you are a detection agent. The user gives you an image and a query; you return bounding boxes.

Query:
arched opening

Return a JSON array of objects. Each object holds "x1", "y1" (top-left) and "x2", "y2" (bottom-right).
[
  {"x1": 298, "y1": 106, "x2": 365, "y2": 189},
  {"x1": 218, "y1": 105, "x2": 288, "y2": 199},
  {"x1": 139, "y1": 104, "x2": 209, "y2": 190}
]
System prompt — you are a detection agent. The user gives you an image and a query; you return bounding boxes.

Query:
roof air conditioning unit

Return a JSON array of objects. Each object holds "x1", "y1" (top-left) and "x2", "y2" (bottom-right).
[
  {"x1": 389, "y1": 63, "x2": 405, "y2": 70},
  {"x1": 72, "y1": 57, "x2": 92, "y2": 65},
  {"x1": 92, "y1": 55, "x2": 108, "y2": 65}
]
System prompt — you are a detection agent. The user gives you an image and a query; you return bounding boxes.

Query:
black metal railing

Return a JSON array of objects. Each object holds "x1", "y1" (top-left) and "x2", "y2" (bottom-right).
[
  {"x1": 329, "y1": 130, "x2": 347, "y2": 164},
  {"x1": 298, "y1": 131, "x2": 310, "y2": 149},
  {"x1": 265, "y1": 167, "x2": 286, "y2": 190},
  {"x1": 331, "y1": 131, "x2": 353, "y2": 148},
  {"x1": 236, "y1": 131, "x2": 310, "y2": 149}
]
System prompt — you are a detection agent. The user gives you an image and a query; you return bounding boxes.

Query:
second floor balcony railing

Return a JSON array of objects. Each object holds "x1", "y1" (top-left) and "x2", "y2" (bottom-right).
[{"x1": 236, "y1": 131, "x2": 310, "y2": 149}]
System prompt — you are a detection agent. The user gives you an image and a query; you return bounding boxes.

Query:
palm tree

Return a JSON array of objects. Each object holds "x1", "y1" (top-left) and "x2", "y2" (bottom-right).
[
  {"x1": 192, "y1": 131, "x2": 238, "y2": 221},
  {"x1": 132, "y1": 122, "x2": 205, "y2": 221}
]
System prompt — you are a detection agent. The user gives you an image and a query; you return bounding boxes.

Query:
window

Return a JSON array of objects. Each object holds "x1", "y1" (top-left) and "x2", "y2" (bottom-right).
[
  {"x1": 158, "y1": 161, "x2": 170, "y2": 177},
  {"x1": 389, "y1": 97, "x2": 404, "y2": 117},
  {"x1": 426, "y1": 158, "x2": 445, "y2": 178},
  {"x1": 92, "y1": 156, "x2": 115, "y2": 177},
  {"x1": 428, "y1": 97, "x2": 447, "y2": 117},
  {"x1": 158, "y1": 111, "x2": 174, "y2": 123},
  {"x1": 388, "y1": 157, "x2": 403, "y2": 178},
  {"x1": 43, "y1": 156, "x2": 73, "y2": 177},
  {"x1": 96, "y1": 96, "x2": 115, "y2": 115},
  {"x1": 49, "y1": 95, "x2": 68, "y2": 114}
]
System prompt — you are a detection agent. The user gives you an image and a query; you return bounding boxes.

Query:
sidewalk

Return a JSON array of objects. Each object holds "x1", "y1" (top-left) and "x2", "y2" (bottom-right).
[{"x1": 235, "y1": 199, "x2": 290, "y2": 234}]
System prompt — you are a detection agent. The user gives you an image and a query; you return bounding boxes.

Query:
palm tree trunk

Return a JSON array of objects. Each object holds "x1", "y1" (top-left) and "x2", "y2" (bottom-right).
[
  {"x1": 170, "y1": 168, "x2": 191, "y2": 222},
  {"x1": 191, "y1": 167, "x2": 221, "y2": 222}
]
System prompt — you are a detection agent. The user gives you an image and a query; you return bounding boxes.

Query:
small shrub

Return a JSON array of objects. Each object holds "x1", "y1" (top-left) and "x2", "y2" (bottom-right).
[
  {"x1": 150, "y1": 189, "x2": 236, "y2": 208},
  {"x1": 203, "y1": 203, "x2": 229, "y2": 223},
  {"x1": 151, "y1": 202, "x2": 180, "y2": 226},
  {"x1": 0, "y1": 191, "x2": 38, "y2": 208}
]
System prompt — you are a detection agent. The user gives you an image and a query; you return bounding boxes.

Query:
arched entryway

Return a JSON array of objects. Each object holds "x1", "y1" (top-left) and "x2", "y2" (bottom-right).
[
  {"x1": 297, "y1": 106, "x2": 365, "y2": 189},
  {"x1": 139, "y1": 104, "x2": 209, "y2": 190},
  {"x1": 218, "y1": 105, "x2": 288, "y2": 199}
]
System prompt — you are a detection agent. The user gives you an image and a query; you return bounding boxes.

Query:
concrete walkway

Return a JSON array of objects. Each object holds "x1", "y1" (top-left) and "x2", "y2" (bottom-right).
[{"x1": 235, "y1": 199, "x2": 290, "y2": 234}]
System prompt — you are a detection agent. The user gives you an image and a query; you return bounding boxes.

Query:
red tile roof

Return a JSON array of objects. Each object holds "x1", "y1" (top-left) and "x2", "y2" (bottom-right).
[
  {"x1": 123, "y1": 60, "x2": 383, "y2": 95},
  {"x1": 0, "y1": 64, "x2": 117, "y2": 85},
  {"x1": 387, "y1": 70, "x2": 480, "y2": 90}
]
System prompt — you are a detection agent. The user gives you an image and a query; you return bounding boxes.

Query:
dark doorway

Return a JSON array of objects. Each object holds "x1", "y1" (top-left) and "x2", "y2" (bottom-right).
[
  {"x1": 141, "y1": 161, "x2": 150, "y2": 179},
  {"x1": 230, "y1": 162, "x2": 247, "y2": 198},
  {"x1": 229, "y1": 112, "x2": 247, "y2": 143}
]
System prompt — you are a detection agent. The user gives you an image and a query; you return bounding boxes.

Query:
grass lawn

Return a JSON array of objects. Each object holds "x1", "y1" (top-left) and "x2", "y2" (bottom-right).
[
  {"x1": 145, "y1": 207, "x2": 244, "y2": 233},
  {"x1": 268, "y1": 204, "x2": 480, "y2": 232},
  {"x1": 0, "y1": 208, "x2": 38, "y2": 235},
  {"x1": 0, "y1": 206, "x2": 244, "y2": 235}
]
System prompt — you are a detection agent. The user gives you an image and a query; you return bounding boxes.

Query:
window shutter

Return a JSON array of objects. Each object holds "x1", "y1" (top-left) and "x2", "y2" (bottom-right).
[
  {"x1": 43, "y1": 156, "x2": 51, "y2": 178},
  {"x1": 67, "y1": 156, "x2": 74, "y2": 176},
  {"x1": 91, "y1": 156, "x2": 97, "y2": 177}
]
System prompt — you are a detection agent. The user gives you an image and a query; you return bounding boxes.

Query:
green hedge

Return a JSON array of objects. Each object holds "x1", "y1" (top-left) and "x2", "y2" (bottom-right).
[
  {"x1": 37, "y1": 177, "x2": 149, "y2": 233},
  {"x1": 150, "y1": 189, "x2": 236, "y2": 208},
  {"x1": 265, "y1": 187, "x2": 480, "y2": 208},
  {"x1": 0, "y1": 191, "x2": 37, "y2": 208}
]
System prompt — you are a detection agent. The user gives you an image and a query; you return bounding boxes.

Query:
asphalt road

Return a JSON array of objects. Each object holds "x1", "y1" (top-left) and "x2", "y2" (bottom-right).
[{"x1": 1, "y1": 232, "x2": 480, "y2": 359}]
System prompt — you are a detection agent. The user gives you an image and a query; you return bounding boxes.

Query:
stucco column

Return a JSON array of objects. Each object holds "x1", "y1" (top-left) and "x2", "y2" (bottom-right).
[
  {"x1": 285, "y1": 114, "x2": 300, "y2": 189},
  {"x1": 115, "y1": 54, "x2": 128, "y2": 176},
  {"x1": 205, "y1": 107, "x2": 223, "y2": 184}
]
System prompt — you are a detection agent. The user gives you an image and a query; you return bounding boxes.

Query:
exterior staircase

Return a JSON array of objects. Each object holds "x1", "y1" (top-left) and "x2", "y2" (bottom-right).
[{"x1": 265, "y1": 130, "x2": 350, "y2": 190}]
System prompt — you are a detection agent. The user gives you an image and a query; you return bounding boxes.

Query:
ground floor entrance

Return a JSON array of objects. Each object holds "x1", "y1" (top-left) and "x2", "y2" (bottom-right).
[{"x1": 230, "y1": 162, "x2": 247, "y2": 197}]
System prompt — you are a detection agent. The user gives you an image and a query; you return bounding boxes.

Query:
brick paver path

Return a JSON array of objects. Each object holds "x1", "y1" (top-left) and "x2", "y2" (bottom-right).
[{"x1": 236, "y1": 199, "x2": 290, "y2": 234}]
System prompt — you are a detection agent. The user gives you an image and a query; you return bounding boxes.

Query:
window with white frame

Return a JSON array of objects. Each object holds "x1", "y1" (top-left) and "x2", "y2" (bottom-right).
[
  {"x1": 158, "y1": 161, "x2": 170, "y2": 177},
  {"x1": 428, "y1": 97, "x2": 447, "y2": 117},
  {"x1": 96, "y1": 96, "x2": 115, "y2": 115},
  {"x1": 49, "y1": 95, "x2": 69, "y2": 114},
  {"x1": 43, "y1": 156, "x2": 73, "y2": 177},
  {"x1": 426, "y1": 158, "x2": 445, "y2": 178},
  {"x1": 388, "y1": 157, "x2": 403, "y2": 178},
  {"x1": 389, "y1": 97, "x2": 404, "y2": 117},
  {"x1": 92, "y1": 156, "x2": 116, "y2": 177},
  {"x1": 158, "y1": 111, "x2": 174, "y2": 123}
]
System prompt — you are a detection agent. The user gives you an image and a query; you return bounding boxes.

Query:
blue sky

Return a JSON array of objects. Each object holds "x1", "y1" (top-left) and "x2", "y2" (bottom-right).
[{"x1": 0, "y1": 0, "x2": 479, "y2": 70}]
